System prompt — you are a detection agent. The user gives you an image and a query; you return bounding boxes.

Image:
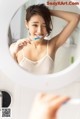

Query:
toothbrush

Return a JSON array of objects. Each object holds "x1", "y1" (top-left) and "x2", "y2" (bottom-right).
[
  {"x1": 33, "y1": 35, "x2": 43, "y2": 40},
  {"x1": 66, "y1": 99, "x2": 80, "y2": 105},
  {"x1": 32, "y1": 35, "x2": 43, "y2": 47}
]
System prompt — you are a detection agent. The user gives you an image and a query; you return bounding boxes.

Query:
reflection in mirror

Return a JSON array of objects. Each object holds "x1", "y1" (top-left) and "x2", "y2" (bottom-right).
[
  {"x1": 8, "y1": 0, "x2": 80, "y2": 74},
  {"x1": 0, "y1": 91, "x2": 11, "y2": 107}
]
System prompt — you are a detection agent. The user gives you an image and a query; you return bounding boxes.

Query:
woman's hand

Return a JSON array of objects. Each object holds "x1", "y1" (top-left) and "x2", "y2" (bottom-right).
[
  {"x1": 10, "y1": 38, "x2": 32, "y2": 60},
  {"x1": 29, "y1": 93, "x2": 70, "y2": 119},
  {"x1": 14, "y1": 38, "x2": 32, "y2": 53}
]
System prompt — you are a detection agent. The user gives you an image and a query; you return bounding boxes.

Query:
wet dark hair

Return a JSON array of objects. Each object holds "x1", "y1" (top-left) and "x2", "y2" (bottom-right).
[{"x1": 26, "y1": 4, "x2": 53, "y2": 35}]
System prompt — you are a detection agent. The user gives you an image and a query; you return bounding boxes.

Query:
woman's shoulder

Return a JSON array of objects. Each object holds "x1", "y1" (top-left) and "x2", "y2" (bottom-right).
[{"x1": 10, "y1": 42, "x2": 16, "y2": 49}]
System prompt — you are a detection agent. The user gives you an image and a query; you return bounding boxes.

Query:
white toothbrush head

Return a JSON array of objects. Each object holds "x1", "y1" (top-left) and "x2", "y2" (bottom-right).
[
  {"x1": 68, "y1": 99, "x2": 80, "y2": 104},
  {"x1": 64, "y1": 99, "x2": 80, "y2": 105}
]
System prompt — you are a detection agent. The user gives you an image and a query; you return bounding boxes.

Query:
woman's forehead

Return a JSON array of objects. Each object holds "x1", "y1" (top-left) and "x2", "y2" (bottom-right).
[{"x1": 29, "y1": 15, "x2": 45, "y2": 23}]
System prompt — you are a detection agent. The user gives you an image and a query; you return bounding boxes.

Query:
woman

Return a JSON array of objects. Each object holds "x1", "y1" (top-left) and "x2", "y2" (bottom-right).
[{"x1": 10, "y1": 4, "x2": 80, "y2": 74}]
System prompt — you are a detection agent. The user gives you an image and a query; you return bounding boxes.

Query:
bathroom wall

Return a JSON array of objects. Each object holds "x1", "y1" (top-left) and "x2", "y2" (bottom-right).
[
  {"x1": 75, "y1": 28, "x2": 80, "y2": 59},
  {"x1": 10, "y1": 7, "x2": 22, "y2": 43}
]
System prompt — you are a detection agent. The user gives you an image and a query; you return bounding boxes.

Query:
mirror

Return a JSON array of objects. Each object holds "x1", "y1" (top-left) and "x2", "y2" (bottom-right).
[{"x1": 8, "y1": 0, "x2": 80, "y2": 75}]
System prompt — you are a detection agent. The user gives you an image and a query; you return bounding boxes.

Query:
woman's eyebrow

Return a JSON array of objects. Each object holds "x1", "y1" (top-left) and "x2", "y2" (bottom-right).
[
  {"x1": 31, "y1": 22, "x2": 39, "y2": 24},
  {"x1": 32, "y1": 22, "x2": 46, "y2": 24}
]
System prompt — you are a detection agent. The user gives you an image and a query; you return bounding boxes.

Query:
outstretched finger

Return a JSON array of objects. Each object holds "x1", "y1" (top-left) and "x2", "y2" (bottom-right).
[
  {"x1": 50, "y1": 96, "x2": 70, "y2": 110},
  {"x1": 42, "y1": 94, "x2": 59, "y2": 103}
]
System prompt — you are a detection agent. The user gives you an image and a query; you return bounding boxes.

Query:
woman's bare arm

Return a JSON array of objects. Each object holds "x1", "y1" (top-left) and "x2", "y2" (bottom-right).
[
  {"x1": 49, "y1": 10, "x2": 80, "y2": 49},
  {"x1": 9, "y1": 43, "x2": 18, "y2": 62}
]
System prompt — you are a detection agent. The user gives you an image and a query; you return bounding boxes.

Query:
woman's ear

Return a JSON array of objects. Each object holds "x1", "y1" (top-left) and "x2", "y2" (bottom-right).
[{"x1": 25, "y1": 20, "x2": 29, "y2": 29}]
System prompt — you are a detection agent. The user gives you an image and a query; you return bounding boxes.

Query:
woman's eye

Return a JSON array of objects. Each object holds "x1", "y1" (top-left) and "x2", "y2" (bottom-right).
[{"x1": 32, "y1": 24, "x2": 38, "y2": 27}]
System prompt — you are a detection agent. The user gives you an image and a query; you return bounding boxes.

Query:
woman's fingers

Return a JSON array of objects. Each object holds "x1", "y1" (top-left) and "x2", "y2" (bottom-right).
[
  {"x1": 50, "y1": 96, "x2": 70, "y2": 110},
  {"x1": 17, "y1": 38, "x2": 32, "y2": 47},
  {"x1": 42, "y1": 94, "x2": 59, "y2": 103},
  {"x1": 17, "y1": 38, "x2": 33, "y2": 49}
]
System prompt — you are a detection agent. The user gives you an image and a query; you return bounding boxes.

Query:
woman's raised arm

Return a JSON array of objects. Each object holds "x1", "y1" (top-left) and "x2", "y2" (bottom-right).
[{"x1": 49, "y1": 10, "x2": 80, "y2": 49}]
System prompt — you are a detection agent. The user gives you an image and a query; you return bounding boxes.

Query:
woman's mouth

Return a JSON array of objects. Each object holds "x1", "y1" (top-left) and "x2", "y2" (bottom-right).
[{"x1": 33, "y1": 35, "x2": 43, "y2": 40}]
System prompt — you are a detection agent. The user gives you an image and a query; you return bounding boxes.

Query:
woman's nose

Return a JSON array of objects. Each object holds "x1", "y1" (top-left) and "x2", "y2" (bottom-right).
[{"x1": 37, "y1": 27, "x2": 42, "y2": 34}]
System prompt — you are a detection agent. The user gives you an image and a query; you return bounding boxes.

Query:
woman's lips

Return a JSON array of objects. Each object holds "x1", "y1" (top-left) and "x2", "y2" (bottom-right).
[{"x1": 35, "y1": 34, "x2": 43, "y2": 37}]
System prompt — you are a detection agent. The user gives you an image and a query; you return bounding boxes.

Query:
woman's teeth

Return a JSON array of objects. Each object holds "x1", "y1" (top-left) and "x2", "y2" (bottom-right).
[{"x1": 34, "y1": 35, "x2": 43, "y2": 40}]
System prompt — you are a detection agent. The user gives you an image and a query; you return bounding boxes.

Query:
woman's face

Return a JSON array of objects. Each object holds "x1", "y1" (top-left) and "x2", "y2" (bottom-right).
[{"x1": 26, "y1": 15, "x2": 48, "y2": 39}]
